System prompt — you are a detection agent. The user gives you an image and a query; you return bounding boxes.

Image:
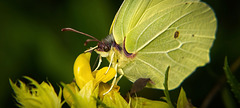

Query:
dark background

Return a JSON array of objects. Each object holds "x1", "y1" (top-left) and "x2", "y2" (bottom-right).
[{"x1": 1, "y1": 0, "x2": 239, "y2": 107}]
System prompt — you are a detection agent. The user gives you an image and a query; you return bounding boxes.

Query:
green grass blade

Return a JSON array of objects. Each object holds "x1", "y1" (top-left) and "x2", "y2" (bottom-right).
[
  {"x1": 223, "y1": 57, "x2": 240, "y2": 103},
  {"x1": 163, "y1": 66, "x2": 174, "y2": 108}
]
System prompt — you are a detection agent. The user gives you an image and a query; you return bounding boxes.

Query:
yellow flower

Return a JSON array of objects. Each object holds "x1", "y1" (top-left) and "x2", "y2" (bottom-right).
[
  {"x1": 73, "y1": 52, "x2": 94, "y2": 89},
  {"x1": 63, "y1": 80, "x2": 98, "y2": 108},
  {"x1": 63, "y1": 52, "x2": 118, "y2": 107},
  {"x1": 62, "y1": 82, "x2": 79, "y2": 106},
  {"x1": 98, "y1": 83, "x2": 129, "y2": 108},
  {"x1": 9, "y1": 76, "x2": 63, "y2": 108},
  {"x1": 73, "y1": 52, "x2": 116, "y2": 89}
]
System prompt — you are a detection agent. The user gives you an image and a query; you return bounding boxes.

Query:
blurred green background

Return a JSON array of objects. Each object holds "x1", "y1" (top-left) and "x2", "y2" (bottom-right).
[{"x1": 0, "y1": 0, "x2": 239, "y2": 108}]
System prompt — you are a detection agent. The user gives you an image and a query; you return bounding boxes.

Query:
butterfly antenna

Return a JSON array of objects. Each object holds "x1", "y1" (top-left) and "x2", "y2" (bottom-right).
[
  {"x1": 84, "y1": 39, "x2": 99, "y2": 46},
  {"x1": 61, "y1": 28, "x2": 100, "y2": 42}
]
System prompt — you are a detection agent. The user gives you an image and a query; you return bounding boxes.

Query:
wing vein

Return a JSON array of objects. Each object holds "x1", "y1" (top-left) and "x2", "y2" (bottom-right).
[
  {"x1": 136, "y1": 57, "x2": 164, "y2": 76},
  {"x1": 136, "y1": 9, "x2": 195, "y2": 52},
  {"x1": 165, "y1": 53, "x2": 192, "y2": 71}
]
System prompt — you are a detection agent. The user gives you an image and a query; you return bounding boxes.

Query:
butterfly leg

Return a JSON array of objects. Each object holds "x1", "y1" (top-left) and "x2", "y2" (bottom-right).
[
  {"x1": 103, "y1": 52, "x2": 117, "y2": 95},
  {"x1": 103, "y1": 71, "x2": 117, "y2": 95},
  {"x1": 115, "y1": 68, "x2": 124, "y2": 85},
  {"x1": 94, "y1": 55, "x2": 102, "y2": 71},
  {"x1": 103, "y1": 65, "x2": 124, "y2": 95},
  {"x1": 104, "y1": 52, "x2": 115, "y2": 74}
]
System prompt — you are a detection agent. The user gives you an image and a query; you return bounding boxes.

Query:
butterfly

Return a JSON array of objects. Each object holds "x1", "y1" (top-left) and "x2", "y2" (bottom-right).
[{"x1": 62, "y1": 0, "x2": 217, "y2": 90}]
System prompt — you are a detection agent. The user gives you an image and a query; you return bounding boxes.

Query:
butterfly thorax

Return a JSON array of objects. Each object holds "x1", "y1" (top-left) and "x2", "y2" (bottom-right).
[
  {"x1": 95, "y1": 34, "x2": 134, "y2": 69},
  {"x1": 106, "y1": 46, "x2": 133, "y2": 69}
]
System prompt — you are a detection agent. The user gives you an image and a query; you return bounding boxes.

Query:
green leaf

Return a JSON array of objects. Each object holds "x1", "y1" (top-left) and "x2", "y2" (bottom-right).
[
  {"x1": 223, "y1": 57, "x2": 240, "y2": 103},
  {"x1": 177, "y1": 88, "x2": 195, "y2": 108},
  {"x1": 163, "y1": 66, "x2": 174, "y2": 108}
]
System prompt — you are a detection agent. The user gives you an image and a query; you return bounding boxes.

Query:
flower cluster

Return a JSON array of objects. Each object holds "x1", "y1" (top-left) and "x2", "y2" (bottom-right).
[
  {"x1": 62, "y1": 52, "x2": 128, "y2": 108},
  {"x1": 10, "y1": 52, "x2": 194, "y2": 108}
]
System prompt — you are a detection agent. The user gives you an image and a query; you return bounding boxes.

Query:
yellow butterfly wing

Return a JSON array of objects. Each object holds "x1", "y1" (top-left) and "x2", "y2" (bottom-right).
[{"x1": 111, "y1": 0, "x2": 217, "y2": 89}]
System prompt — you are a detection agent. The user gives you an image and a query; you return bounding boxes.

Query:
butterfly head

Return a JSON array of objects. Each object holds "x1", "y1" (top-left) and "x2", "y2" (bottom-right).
[
  {"x1": 96, "y1": 41, "x2": 111, "y2": 52},
  {"x1": 61, "y1": 28, "x2": 113, "y2": 57},
  {"x1": 95, "y1": 34, "x2": 114, "y2": 57}
]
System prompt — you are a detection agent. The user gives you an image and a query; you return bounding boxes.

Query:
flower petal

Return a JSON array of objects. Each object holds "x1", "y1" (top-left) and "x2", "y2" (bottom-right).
[
  {"x1": 63, "y1": 82, "x2": 79, "y2": 106},
  {"x1": 95, "y1": 67, "x2": 116, "y2": 84},
  {"x1": 98, "y1": 83, "x2": 120, "y2": 100},
  {"x1": 74, "y1": 52, "x2": 94, "y2": 89},
  {"x1": 131, "y1": 97, "x2": 169, "y2": 108},
  {"x1": 99, "y1": 83, "x2": 128, "y2": 108}
]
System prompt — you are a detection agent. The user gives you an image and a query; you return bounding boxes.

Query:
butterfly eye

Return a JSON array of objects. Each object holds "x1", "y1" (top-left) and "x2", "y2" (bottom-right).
[
  {"x1": 97, "y1": 42, "x2": 110, "y2": 52},
  {"x1": 104, "y1": 45, "x2": 110, "y2": 52}
]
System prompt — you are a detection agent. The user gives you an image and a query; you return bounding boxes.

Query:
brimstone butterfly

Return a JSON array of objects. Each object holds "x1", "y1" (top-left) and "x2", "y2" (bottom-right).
[{"x1": 63, "y1": 0, "x2": 217, "y2": 90}]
